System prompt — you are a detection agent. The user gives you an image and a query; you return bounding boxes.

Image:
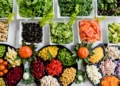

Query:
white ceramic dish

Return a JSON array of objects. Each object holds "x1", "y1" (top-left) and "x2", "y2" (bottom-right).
[
  {"x1": 16, "y1": 0, "x2": 55, "y2": 19},
  {"x1": 0, "y1": 20, "x2": 10, "y2": 43},
  {"x1": 49, "y1": 21, "x2": 74, "y2": 45},
  {"x1": 77, "y1": 19, "x2": 103, "y2": 44},
  {"x1": 107, "y1": 22, "x2": 120, "y2": 45},
  {"x1": 19, "y1": 21, "x2": 44, "y2": 45},
  {"x1": 96, "y1": 0, "x2": 120, "y2": 18},
  {"x1": 56, "y1": 0, "x2": 94, "y2": 19}
]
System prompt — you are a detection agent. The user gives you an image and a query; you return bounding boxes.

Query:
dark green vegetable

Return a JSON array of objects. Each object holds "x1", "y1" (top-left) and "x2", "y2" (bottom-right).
[
  {"x1": 58, "y1": 48, "x2": 76, "y2": 66},
  {"x1": 108, "y1": 22, "x2": 120, "y2": 44},
  {"x1": 98, "y1": 0, "x2": 120, "y2": 16},
  {"x1": 0, "y1": 45, "x2": 6, "y2": 57},
  {"x1": 58, "y1": 0, "x2": 93, "y2": 16},
  {"x1": 0, "y1": 0, "x2": 13, "y2": 18},
  {"x1": 74, "y1": 70, "x2": 87, "y2": 84},
  {"x1": 16, "y1": 0, "x2": 53, "y2": 18}
]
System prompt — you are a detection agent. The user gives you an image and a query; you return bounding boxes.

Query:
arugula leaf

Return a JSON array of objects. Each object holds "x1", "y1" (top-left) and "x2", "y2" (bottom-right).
[
  {"x1": 84, "y1": 58, "x2": 90, "y2": 64},
  {"x1": 47, "y1": 50, "x2": 53, "y2": 60},
  {"x1": 74, "y1": 70, "x2": 87, "y2": 84},
  {"x1": 68, "y1": 4, "x2": 79, "y2": 26},
  {"x1": 7, "y1": 13, "x2": 14, "y2": 24},
  {"x1": 14, "y1": 56, "x2": 21, "y2": 61},
  {"x1": 22, "y1": 40, "x2": 27, "y2": 46},
  {"x1": 94, "y1": 16, "x2": 106, "y2": 23},
  {"x1": 22, "y1": 59, "x2": 27, "y2": 65},
  {"x1": 87, "y1": 43, "x2": 93, "y2": 50},
  {"x1": 40, "y1": 12, "x2": 54, "y2": 27}
]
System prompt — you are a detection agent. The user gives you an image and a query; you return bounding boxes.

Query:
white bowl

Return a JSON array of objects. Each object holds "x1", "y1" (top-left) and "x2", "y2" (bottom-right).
[
  {"x1": 49, "y1": 21, "x2": 74, "y2": 45},
  {"x1": 107, "y1": 22, "x2": 120, "y2": 45},
  {"x1": 0, "y1": 0, "x2": 14, "y2": 19},
  {"x1": 0, "y1": 20, "x2": 10, "y2": 43},
  {"x1": 96, "y1": 0, "x2": 120, "y2": 18},
  {"x1": 19, "y1": 21, "x2": 44, "y2": 45},
  {"x1": 16, "y1": 0, "x2": 55, "y2": 19},
  {"x1": 77, "y1": 19, "x2": 103, "y2": 44},
  {"x1": 57, "y1": 0, "x2": 94, "y2": 18}
]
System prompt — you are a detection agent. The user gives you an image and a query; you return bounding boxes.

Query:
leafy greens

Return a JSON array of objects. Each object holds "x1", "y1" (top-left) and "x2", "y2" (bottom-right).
[
  {"x1": 16, "y1": 0, "x2": 53, "y2": 18},
  {"x1": 58, "y1": 0, "x2": 93, "y2": 16},
  {"x1": 0, "y1": 0, "x2": 13, "y2": 18}
]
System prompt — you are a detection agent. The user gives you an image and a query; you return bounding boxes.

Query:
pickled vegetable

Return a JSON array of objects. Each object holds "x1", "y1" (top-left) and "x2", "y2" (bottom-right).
[{"x1": 108, "y1": 22, "x2": 120, "y2": 44}]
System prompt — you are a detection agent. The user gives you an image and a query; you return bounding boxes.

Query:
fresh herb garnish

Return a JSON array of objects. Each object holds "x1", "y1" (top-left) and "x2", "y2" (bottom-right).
[
  {"x1": 21, "y1": 68, "x2": 34, "y2": 85},
  {"x1": 74, "y1": 70, "x2": 87, "y2": 84}
]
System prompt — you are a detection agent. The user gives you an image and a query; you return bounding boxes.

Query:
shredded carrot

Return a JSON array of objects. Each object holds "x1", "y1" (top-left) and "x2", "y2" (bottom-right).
[{"x1": 101, "y1": 76, "x2": 120, "y2": 86}]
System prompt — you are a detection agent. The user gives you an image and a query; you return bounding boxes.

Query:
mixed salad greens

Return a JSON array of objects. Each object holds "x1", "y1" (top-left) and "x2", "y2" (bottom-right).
[
  {"x1": 0, "y1": 0, "x2": 13, "y2": 18},
  {"x1": 58, "y1": 0, "x2": 93, "y2": 16},
  {"x1": 16, "y1": 0, "x2": 53, "y2": 18}
]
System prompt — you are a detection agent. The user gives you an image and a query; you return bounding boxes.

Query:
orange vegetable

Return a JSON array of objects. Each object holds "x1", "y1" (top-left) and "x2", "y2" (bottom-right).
[
  {"x1": 3, "y1": 69, "x2": 8, "y2": 74},
  {"x1": 3, "y1": 61, "x2": 8, "y2": 66},
  {"x1": 0, "y1": 59, "x2": 3, "y2": 64},
  {"x1": 0, "y1": 72, "x2": 4, "y2": 76},
  {"x1": 77, "y1": 47, "x2": 89, "y2": 59},
  {"x1": 79, "y1": 20, "x2": 101, "y2": 42},
  {"x1": 0, "y1": 64, "x2": 5, "y2": 71},
  {"x1": 19, "y1": 46, "x2": 32, "y2": 59},
  {"x1": 101, "y1": 76, "x2": 120, "y2": 86}
]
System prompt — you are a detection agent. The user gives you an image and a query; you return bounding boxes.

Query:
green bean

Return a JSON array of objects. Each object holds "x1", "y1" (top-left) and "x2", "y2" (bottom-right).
[{"x1": 0, "y1": 45, "x2": 6, "y2": 57}]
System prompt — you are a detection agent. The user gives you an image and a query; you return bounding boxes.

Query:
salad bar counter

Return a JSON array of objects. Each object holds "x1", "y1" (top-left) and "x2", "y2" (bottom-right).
[{"x1": 0, "y1": 0, "x2": 120, "y2": 86}]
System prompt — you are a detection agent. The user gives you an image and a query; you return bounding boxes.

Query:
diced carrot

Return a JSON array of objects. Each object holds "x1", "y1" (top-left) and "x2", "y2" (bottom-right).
[{"x1": 79, "y1": 20, "x2": 101, "y2": 42}]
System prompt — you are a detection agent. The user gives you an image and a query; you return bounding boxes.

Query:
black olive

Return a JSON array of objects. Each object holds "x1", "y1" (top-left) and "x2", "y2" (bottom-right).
[{"x1": 21, "y1": 22, "x2": 43, "y2": 43}]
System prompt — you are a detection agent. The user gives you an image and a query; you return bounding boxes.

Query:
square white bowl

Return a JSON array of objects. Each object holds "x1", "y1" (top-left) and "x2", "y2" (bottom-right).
[
  {"x1": 77, "y1": 19, "x2": 103, "y2": 44},
  {"x1": 96, "y1": 0, "x2": 120, "y2": 18},
  {"x1": 49, "y1": 21, "x2": 74, "y2": 45},
  {"x1": 107, "y1": 22, "x2": 120, "y2": 45},
  {"x1": 0, "y1": 0, "x2": 14, "y2": 19},
  {"x1": 57, "y1": 0, "x2": 94, "y2": 19},
  {"x1": 19, "y1": 21, "x2": 44, "y2": 45},
  {"x1": 0, "y1": 20, "x2": 10, "y2": 43},
  {"x1": 16, "y1": 0, "x2": 55, "y2": 19}
]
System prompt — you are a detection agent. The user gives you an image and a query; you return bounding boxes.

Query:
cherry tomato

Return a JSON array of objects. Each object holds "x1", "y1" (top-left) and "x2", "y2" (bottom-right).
[
  {"x1": 0, "y1": 72, "x2": 4, "y2": 76},
  {"x1": 0, "y1": 59, "x2": 3, "y2": 64},
  {"x1": 3, "y1": 61, "x2": 8, "y2": 66},
  {"x1": 0, "y1": 64, "x2": 5, "y2": 71},
  {"x1": 3, "y1": 69, "x2": 8, "y2": 74}
]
